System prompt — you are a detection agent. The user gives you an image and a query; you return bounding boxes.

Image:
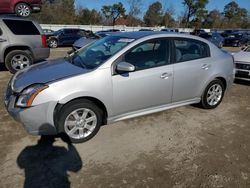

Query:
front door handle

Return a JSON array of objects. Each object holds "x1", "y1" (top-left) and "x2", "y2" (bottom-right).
[
  {"x1": 160, "y1": 72, "x2": 172, "y2": 79},
  {"x1": 202, "y1": 64, "x2": 211, "y2": 70},
  {"x1": 0, "y1": 38, "x2": 7, "y2": 42}
]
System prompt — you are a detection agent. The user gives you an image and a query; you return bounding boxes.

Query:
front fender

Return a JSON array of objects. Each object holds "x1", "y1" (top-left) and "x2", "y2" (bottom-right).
[{"x1": 58, "y1": 91, "x2": 112, "y2": 117}]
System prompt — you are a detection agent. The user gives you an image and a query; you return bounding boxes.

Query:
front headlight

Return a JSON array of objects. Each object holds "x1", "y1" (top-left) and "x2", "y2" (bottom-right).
[{"x1": 16, "y1": 84, "x2": 49, "y2": 107}]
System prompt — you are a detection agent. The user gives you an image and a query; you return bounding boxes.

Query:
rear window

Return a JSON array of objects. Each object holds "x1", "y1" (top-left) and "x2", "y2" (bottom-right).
[
  {"x1": 3, "y1": 19, "x2": 40, "y2": 35},
  {"x1": 174, "y1": 38, "x2": 210, "y2": 62}
]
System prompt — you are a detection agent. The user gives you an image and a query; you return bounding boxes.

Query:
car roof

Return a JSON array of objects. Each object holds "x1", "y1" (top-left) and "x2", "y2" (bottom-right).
[
  {"x1": 111, "y1": 31, "x2": 177, "y2": 39},
  {"x1": 0, "y1": 15, "x2": 34, "y2": 21}
]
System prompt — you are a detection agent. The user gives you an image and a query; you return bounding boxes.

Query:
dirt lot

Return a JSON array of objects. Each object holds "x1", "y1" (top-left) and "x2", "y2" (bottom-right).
[{"x1": 0, "y1": 48, "x2": 249, "y2": 188}]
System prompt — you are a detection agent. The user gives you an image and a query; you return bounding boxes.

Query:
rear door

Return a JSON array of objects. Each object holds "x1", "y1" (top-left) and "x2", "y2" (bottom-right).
[
  {"x1": 171, "y1": 38, "x2": 212, "y2": 102},
  {"x1": 59, "y1": 29, "x2": 73, "y2": 45}
]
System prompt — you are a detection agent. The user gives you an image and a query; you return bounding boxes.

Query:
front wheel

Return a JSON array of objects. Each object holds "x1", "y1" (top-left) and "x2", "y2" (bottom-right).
[
  {"x1": 199, "y1": 79, "x2": 225, "y2": 109},
  {"x1": 58, "y1": 99, "x2": 103, "y2": 143}
]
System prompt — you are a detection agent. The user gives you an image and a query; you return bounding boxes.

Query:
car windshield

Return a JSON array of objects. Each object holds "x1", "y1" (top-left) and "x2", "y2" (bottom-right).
[
  {"x1": 67, "y1": 35, "x2": 135, "y2": 69},
  {"x1": 244, "y1": 46, "x2": 250, "y2": 52}
]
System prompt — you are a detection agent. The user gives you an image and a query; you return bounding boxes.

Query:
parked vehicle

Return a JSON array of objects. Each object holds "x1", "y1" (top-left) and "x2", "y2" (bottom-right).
[
  {"x1": 72, "y1": 32, "x2": 114, "y2": 50},
  {"x1": 0, "y1": 17, "x2": 49, "y2": 73},
  {"x1": 221, "y1": 29, "x2": 235, "y2": 38},
  {"x1": 96, "y1": 29, "x2": 120, "y2": 33},
  {"x1": 161, "y1": 28, "x2": 179, "y2": 32},
  {"x1": 5, "y1": 32, "x2": 234, "y2": 143},
  {"x1": 0, "y1": 0, "x2": 42, "y2": 17},
  {"x1": 190, "y1": 29, "x2": 207, "y2": 36},
  {"x1": 42, "y1": 29, "x2": 54, "y2": 34},
  {"x1": 46, "y1": 28, "x2": 89, "y2": 48},
  {"x1": 139, "y1": 29, "x2": 154, "y2": 31},
  {"x1": 223, "y1": 32, "x2": 250, "y2": 47},
  {"x1": 233, "y1": 46, "x2": 250, "y2": 81},
  {"x1": 199, "y1": 32, "x2": 224, "y2": 48}
]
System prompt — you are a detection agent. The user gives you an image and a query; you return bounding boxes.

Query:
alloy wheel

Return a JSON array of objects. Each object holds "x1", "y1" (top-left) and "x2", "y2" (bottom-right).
[
  {"x1": 64, "y1": 108, "x2": 97, "y2": 140},
  {"x1": 206, "y1": 84, "x2": 223, "y2": 106},
  {"x1": 17, "y1": 4, "x2": 31, "y2": 17}
]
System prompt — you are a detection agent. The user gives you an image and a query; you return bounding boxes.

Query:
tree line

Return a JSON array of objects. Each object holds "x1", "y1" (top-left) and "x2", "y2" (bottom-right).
[{"x1": 33, "y1": 0, "x2": 250, "y2": 29}]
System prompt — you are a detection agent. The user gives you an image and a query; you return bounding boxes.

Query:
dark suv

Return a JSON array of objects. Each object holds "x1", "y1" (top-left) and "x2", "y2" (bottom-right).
[
  {"x1": 46, "y1": 28, "x2": 90, "y2": 48},
  {"x1": 0, "y1": 17, "x2": 50, "y2": 73},
  {"x1": 0, "y1": 0, "x2": 42, "y2": 17}
]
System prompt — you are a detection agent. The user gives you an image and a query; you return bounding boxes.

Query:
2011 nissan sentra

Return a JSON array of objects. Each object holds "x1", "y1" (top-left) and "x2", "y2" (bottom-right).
[{"x1": 5, "y1": 32, "x2": 235, "y2": 143}]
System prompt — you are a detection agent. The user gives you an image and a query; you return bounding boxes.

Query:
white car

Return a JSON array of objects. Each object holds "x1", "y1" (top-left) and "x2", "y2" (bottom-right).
[{"x1": 234, "y1": 46, "x2": 250, "y2": 81}]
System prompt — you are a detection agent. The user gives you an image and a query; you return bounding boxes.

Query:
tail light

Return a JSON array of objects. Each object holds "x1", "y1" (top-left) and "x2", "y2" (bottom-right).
[{"x1": 41, "y1": 34, "x2": 47, "y2": 48}]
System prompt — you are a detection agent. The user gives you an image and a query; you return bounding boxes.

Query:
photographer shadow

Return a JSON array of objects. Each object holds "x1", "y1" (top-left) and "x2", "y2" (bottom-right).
[{"x1": 17, "y1": 125, "x2": 82, "y2": 188}]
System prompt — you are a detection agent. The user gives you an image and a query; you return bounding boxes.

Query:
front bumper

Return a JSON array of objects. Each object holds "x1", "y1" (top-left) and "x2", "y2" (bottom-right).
[
  {"x1": 5, "y1": 90, "x2": 57, "y2": 135},
  {"x1": 235, "y1": 69, "x2": 250, "y2": 81},
  {"x1": 235, "y1": 62, "x2": 250, "y2": 81},
  {"x1": 32, "y1": 47, "x2": 50, "y2": 62}
]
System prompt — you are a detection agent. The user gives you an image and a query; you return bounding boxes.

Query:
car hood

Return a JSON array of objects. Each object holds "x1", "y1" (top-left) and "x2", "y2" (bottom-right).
[
  {"x1": 234, "y1": 51, "x2": 250, "y2": 63},
  {"x1": 73, "y1": 37, "x2": 96, "y2": 48},
  {"x1": 11, "y1": 59, "x2": 88, "y2": 93}
]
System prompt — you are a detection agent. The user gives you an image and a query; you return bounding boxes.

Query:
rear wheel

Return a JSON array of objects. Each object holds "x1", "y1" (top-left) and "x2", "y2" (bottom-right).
[
  {"x1": 15, "y1": 3, "x2": 31, "y2": 17},
  {"x1": 48, "y1": 39, "x2": 58, "y2": 48},
  {"x1": 5, "y1": 50, "x2": 33, "y2": 74},
  {"x1": 199, "y1": 79, "x2": 225, "y2": 109},
  {"x1": 58, "y1": 99, "x2": 103, "y2": 143}
]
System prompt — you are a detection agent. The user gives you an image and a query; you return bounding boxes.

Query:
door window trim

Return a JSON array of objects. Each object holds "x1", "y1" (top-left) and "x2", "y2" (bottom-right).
[{"x1": 169, "y1": 37, "x2": 211, "y2": 64}]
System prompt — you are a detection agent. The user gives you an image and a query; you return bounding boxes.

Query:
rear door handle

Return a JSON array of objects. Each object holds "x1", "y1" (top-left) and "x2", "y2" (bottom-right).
[
  {"x1": 160, "y1": 72, "x2": 172, "y2": 79},
  {"x1": 202, "y1": 64, "x2": 211, "y2": 70},
  {"x1": 0, "y1": 38, "x2": 7, "y2": 42}
]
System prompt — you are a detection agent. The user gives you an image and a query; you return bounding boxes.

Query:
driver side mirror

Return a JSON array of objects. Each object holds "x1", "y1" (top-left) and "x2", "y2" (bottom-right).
[{"x1": 116, "y1": 62, "x2": 135, "y2": 73}]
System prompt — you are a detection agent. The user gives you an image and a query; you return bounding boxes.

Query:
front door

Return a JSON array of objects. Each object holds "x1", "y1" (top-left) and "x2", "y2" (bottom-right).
[{"x1": 112, "y1": 38, "x2": 173, "y2": 116}]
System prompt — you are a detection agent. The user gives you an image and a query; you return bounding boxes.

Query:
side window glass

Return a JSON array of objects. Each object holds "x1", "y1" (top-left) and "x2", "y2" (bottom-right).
[
  {"x1": 123, "y1": 39, "x2": 169, "y2": 71},
  {"x1": 77, "y1": 30, "x2": 86, "y2": 37},
  {"x1": 3, "y1": 19, "x2": 40, "y2": 35},
  {"x1": 174, "y1": 38, "x2": 210, "y2": 62},
  {"x1": 0, "y1": 28, "x2": 2, "y2": 36},
  {"x1": 64, "y1": 30, "x2": 72, "y2": 35}
]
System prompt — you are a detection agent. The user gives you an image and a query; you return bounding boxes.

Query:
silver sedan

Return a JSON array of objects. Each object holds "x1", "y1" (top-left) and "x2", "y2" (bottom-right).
[{"x1": 5, "y1": 32, "x2": 235, "y2": 143}]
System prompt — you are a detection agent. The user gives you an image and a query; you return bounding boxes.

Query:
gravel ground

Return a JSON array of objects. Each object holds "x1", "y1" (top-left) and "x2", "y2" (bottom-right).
[{"x1": 0, "y1": 47, "x2": 249, "y2": 188}]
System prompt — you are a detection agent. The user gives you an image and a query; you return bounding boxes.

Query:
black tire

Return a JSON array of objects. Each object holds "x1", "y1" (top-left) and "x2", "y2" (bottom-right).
[
  {"x1": 15, "y1": 3, "x2": 31, "y2": 17},
  {"x1": 5, "y1": 50, "x2": 33, "y2": 74},
  {"x1": 48, "y1": 39, "x2": 58, "y2": 48},
  {"x1": 199, "y1": 79, "x2": 225, "y2": 109},
  {"x1": 57, "y1": 99, "x2": 103, "y2": 143}
]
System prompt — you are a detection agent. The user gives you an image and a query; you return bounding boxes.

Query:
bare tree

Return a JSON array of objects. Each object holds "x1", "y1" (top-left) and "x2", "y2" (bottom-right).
[{"x1": 127, "y1": 0, "x2": 143, "y2": 26}]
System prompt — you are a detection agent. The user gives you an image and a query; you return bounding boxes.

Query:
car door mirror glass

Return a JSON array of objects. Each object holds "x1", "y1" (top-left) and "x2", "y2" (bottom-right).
[{"x1": 116, "y1": 62, "x2": 135, "y2": 73}]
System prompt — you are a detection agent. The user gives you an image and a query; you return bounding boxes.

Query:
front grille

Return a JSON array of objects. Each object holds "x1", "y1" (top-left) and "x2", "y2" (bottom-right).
[
  {"x1": 236, "y1": 71, "x2": 250, "y2": 79},
  {"x1": 235, "y1": 63, "x2": 250, "y2": 70}
]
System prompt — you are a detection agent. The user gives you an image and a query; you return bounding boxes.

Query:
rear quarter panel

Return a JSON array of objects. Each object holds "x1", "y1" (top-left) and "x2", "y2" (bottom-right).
[{"x1": 202, "y1": 43, "x2": 234, "y2": 92}]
